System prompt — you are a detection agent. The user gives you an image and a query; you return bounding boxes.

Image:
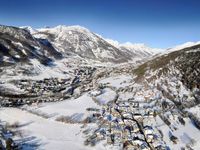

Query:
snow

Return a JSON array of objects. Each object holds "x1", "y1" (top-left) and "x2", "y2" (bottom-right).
[
  {"x1": 120, "y1": 42, "x2": 162, "y2": 54},
  {"x1": 0, "y1": 83, "x2": 25, "y2": 94},
  {"x1": 153, "y1": 116, "x2": 200, "y2": 149},
  {"x1": 0, "y1": 94, "x2": 105, "y2": 149},
  {"x1": 2, "y1": 56, "x2": 14, "y2": 63},
  {"x1": 118, "y1": 92, "x2": 134, "y2": 101},
  {"x1": 166, "y1": 41, "x2": 200, "y2": 53},
  {"x1": 95, "y1": 88, "x2": 117, "y2": 104},
  {"x1": 105, "y1": 39, "x2": 120, "y2": 47},
  {"x1": 23, "y1": 94, "x2": 100, "y2": 121},
  {"x1": 106, "y1": 39, "x2": 163, "y2": 54},
  {"x1": 0, "y1": 108, "x2": 93, "y2": 150},
  {"x1": 186, "y1": 104, "x2": 200, "y2": 118},
  {"x1": 37, "y1": 25, "x2": 94, "y2": 41},
  {"x1": 99, "y1": 75, "x2": 133, "y2": 89},
  {"x1": 20, "y1": 26, "x2": 38, "y2": 34},
  {"x1": 0, "y1": 58, "x2": 74, "y2": 81}
]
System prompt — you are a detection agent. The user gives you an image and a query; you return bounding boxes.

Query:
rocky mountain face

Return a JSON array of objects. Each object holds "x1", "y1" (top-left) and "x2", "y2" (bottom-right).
[
  {"x1": 106, "y1": 39, "x2": 162, "y2": 59},
  {"x1": 31, "y1": 25, "x2": 157, "y2": 63},
  {"x1": 0, "y1": 25, "x2": 62, "y2": 67}
]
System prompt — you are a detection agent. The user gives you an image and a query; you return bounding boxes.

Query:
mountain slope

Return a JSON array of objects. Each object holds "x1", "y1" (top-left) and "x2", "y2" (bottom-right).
[
  {"x1": 106, "y1": 39, "x2": 162, "y2": 59},
  {"x1": 133, "y1": 43, "x2": 200, "y2": 107},
  {"x1": 33, "y1": 25, "x2": 156, "y2": 63},
  {"x1": 0, "y1": 25, "x2": 62, "y2": 66}
]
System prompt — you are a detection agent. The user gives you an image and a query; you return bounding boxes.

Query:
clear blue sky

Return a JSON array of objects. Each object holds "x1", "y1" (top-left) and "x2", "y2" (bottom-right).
[{"x1": 0, "y1": 0, "x2": 200, "y2": 48}]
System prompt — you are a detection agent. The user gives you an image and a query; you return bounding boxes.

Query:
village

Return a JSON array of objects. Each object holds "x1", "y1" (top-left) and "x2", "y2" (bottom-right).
[
  {"x1": 0, "y1": 66, "x2": 97, "y2": 107},
  {"x1": 84, "y1": 99, "x2": 168, "y2": 150}
]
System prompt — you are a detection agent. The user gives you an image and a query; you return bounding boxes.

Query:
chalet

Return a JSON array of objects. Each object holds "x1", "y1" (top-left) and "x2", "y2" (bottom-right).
[
  {"x1": 132, "y1": 124, "x2": 140, "y2": 133},
  {"x1": 123, "y1": 141, "x2": 135, "y2": 150},
  {"x1": 131, "y1": 139, "x2": 146, "y2": 148},
  {"x1": 146, "y1": 134, "x2": 154, "y2": 143},
  {"x1": 118, "y1": 119, "x2": 124, "y2": 126},
  {"x1": 112, "y1": 111, "x2": 121, "y2": 118},
  {"x1": 133, "y1": 113, "x2": 143, "y2": 121},
  {"x1": 143, "y1": 126, "x2": 154, "y2": 136},
  {"x1": 122, "y1": 113, "x2": 133, "y2": 120},
  {"x1": 124, "y1": 119, "x2": 135, "y2": 126},
  {"x1": 95, "y1": 132, "x2": 105, "y2": 141}
]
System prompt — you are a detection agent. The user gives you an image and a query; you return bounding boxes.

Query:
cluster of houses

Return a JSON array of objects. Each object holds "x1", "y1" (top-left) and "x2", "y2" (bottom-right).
[
  {"x1": 74, "y1": 66, "x2": 96, "y2": 79},
  {"x1": 0, "y1": 67, "x2": 98, "y2": 107},
  {"x1": 0, "y1": 94, "x2": 66, "y2": 107},
  {"x1": 15, "y1": 78, "x2": 71, "y2": 95},
  {"x1": 84, "y1": 100, "x2": 167, "y2": 150}
]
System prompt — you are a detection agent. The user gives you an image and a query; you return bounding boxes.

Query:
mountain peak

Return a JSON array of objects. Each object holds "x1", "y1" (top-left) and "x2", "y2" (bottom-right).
[
  {"x1": 106, "y1": 39, "x2": 163, "y2": 54},
  {"x1": 38, "y1": 25, "x2": 91, "y2": 34},
  {"x1": 167, "y1": 41, "x2": 200, "y2": 52}
]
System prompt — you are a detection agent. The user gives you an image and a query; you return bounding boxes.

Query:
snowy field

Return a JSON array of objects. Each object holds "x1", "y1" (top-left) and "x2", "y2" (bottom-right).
[
  {"x1": 0, "y1": 94, "x2": 107, "y2": 150},
  {"x1": 22, "y1": 94, "x2": 100, "y2": 122},
  {"x1": 98, "y1": 74, "x2": 133, "y2": 89},
  {"x1": 95, "y1": 88, "x2": 117, "y2": 105},
  {"x1": 0, "y1": 108, "x2": 86, "y2": 150}
]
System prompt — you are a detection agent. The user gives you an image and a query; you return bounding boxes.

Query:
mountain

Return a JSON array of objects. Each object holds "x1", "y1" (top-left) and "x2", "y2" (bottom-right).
[
  {"x1": 106, "y1": 39, "x2": 163, "y2": 57},
  {"x1": 31, "y1": 25, "x2": 159, "y2": 63},
  {"x1": 0, "y1": 24, "x2": 165, "y2": 93},
  {"x1": 31, "y1": 25, "x2": 129, "y2": 63},
  {"x1": 0, "y1": 25, "x2": 62, "y2": 67},
  {"x1": 166, "y1": 41, "x2": 200, "y2": 52},
  {"x1": 1, "y1": 24, "x2": 200, "y2": 150},
  {"x1": 133, "y1": 43, "x2": 200, "y2": 107}
]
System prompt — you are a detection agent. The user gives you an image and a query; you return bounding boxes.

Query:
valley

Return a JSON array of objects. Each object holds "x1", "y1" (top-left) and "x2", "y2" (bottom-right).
[{"x1": 0, "y1": 25, "x2": 200, "y2": 150}]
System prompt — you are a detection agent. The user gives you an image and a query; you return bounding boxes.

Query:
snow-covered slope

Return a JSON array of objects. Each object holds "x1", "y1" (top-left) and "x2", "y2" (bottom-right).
[
  {"x1": 32, "y1": 25, "x2": 159, "y2": 63},
  {"x1": 106, "y1": 39, "x2": 163, "y2": 62},
  {"x1": 32, "y1": 25, "x2": 133, "y2": 63},
  {"x1": 133, "y1": 43, "x2": 200, "y2": 106},
  {"x1": 0, "y1": 25, "x2": 62, "y2": 66},
  {"x1": 166, "y1": 41, "x2": 200, "y2": 53}
]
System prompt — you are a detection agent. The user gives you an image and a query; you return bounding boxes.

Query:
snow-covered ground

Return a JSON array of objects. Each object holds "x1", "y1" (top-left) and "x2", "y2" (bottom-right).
[
  {"x1": 152, "y1": 115, "x2": 200, "y2": 149},
  {"x1": 99, "y1": 74, "x2": 133, "y2": 89},
  {"x1": 0, "y1": 94, "x2": 106, "y2": 150},
  {"x1": 95, "y1": 88, "x2": 117, "y2": 105},
  {"x1": 23, "y1": 94, "x2": 100, "y2": 122},
  {"x1": 186, "y1": 104, "x2": 200, "y2": 118},
  {"x1": 0, "y1": 108, "x2": 86, "y2": 150}
]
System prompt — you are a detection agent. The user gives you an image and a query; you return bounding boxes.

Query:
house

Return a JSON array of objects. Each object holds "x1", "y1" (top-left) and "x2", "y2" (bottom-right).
[
  {"x1": 131, "y1": 139, "x2": 146, "y2": 148},
  {"x1": 141, "y1": 143, "x2": 151, "y2": 150},
  {"x1": 133, "y1": 113, "x2": 143, "y2": 121},
  {"x1": 107, "y1": 136, "x2": 113, "y2": 144},
  {"x1": 112, "y1": 111, "x2": 121, "y2": 118},
  {"x1": 122, "y1": 113, "x2": 133, "y2": 120},
  {"x1": 123, "y1": 141, "x2": 135, "y2": 150},
  {"x1": 132, "y1": 124, "x2": 140, "y2": 133},
  {"x1": 143, "y1": 126, "x2": 154, "y2": 136},
  {"x1": 146, "y1": 134, "x2": 154, "y2": 143},
  {"x1": 118, "y1": 119, "x2": 124, "y2": 126}
]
